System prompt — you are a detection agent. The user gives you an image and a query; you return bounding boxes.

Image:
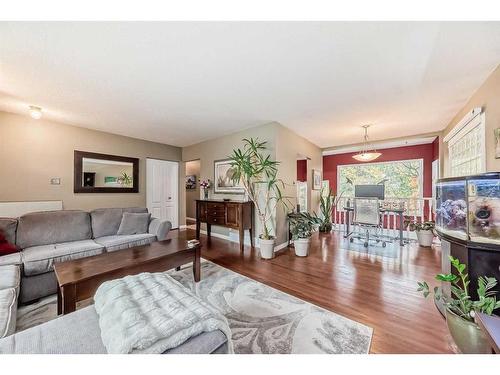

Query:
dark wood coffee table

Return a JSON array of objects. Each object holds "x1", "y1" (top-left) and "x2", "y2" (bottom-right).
[{"x1": 53, "y1": 238, "x2": 201, "y2": 315}]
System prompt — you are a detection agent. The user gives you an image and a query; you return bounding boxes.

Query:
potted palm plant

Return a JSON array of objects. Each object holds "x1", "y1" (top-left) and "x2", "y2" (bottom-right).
[
  {"x1": 418, "y1": 256, "x2": 500, "y2": 353},
  {"x1": 229, "y1": 138, "x2": 289, "y2": 259},
  {"x1": 407, "y1": 220, "x2": 435, "y2": 247},
  {"x1": 289, "y1": 213, "x2": 316, "y2": 256}
]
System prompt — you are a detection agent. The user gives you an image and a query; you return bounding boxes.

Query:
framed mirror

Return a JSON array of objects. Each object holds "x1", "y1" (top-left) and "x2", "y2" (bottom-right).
[{"x1": 74, "y1": 150, "x2": 139, "y2": 193}]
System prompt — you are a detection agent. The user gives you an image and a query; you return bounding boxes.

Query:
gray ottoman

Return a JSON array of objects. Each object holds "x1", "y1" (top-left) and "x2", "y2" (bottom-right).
[{"x1": 0, "y1": 305, "x2": 229, "y2": 354}]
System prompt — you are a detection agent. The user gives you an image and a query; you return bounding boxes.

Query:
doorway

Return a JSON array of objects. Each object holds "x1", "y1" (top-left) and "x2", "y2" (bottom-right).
[
  {"x1": 185, "y1": 159, "x2": 200, "y2": 228},
  {"x1": 146, "y1": 158, "x2": 179, "y2": 229}
]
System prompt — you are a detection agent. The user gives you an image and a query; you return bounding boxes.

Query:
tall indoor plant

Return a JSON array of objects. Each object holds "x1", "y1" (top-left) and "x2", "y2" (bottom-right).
[
  {"x1": 316, "y1": 186, "x2": 333, "y2": 232},
  {"x1": 229, "y1": 138, "x2": 289, "y2": 259},
  {"x1": 418, "y1": 256, "x2": 500, "y2": 353}
]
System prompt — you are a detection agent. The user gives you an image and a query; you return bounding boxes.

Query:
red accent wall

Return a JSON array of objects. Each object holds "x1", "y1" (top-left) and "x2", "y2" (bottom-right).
[
  {"x1": 296, "y1": 159, "x2": 307, "y2": 182},
  {"x1": 432, "y1": 136, "x2": 439, "y2": 161},
  {"x1": 323, "y1": 141, "x2": 437, "y2": 198}
]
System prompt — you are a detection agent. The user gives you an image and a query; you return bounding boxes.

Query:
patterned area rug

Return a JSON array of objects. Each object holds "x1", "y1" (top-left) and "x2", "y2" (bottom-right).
[{"x1": 16, "y1": 260, "x2": 373, "y2": 354}]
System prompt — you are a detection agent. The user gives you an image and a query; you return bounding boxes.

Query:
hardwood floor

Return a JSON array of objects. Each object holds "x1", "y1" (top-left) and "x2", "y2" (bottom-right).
[{"x1": 171, "y1": 228, "x2": 454, "y2": 354}]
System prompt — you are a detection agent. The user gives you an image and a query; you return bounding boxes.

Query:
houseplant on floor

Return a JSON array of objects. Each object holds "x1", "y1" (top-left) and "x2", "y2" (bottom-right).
[
  {"x1": 289, "y1": 213, "x2": 316, "y2": 256},
  {"x1": 315, "y1": 186, "x2": 333, "y2": 232},
  {"x1": 407, "y1": 220, "x2": 435, "y2": 247},
  {"x1": 418, "y1": 256, "x2": 500, "y2": 353},
  {"x1": 229, "y1": 138, "x2": 290, "y2": 259}
]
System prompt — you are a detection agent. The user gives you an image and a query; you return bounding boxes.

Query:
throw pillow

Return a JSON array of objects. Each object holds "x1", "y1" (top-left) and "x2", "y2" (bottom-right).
[
  {"x1": 0, "y1": 230, "x2": 18, "y2": 256},
  {"x1": 117, "y1": 213, "x2": 151, "y2": 235}
]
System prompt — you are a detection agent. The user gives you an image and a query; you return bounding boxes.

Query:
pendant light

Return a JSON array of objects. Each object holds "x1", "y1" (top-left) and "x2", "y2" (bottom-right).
[{"x1": 352, "y1": 125, "x2": 382, "y2": 162}]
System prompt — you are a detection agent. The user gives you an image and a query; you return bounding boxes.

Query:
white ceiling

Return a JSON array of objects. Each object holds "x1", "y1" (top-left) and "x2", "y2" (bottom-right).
[{"x1": 1, "y1": 22, "x2": 499, "y2": 148}]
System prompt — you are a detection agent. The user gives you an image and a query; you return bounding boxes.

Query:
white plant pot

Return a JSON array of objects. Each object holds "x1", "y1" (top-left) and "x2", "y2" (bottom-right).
[
  {"x1": 294, "y1": 237, "x2": 310, "y2": 257},
  {"x1": 259, "y1": 238, "x2": 275, "y2": 259},
  {"x1": 417, "y1": 230, "x2": 434, "y2": 247}
]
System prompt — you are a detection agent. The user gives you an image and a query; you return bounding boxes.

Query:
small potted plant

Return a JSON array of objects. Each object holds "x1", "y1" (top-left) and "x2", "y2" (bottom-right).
[
  {"x1": 199, "y1": 179, "x2": 211, "y2": 200},
  {"x1": 406, "y1": 219, "x2": 435, "y2": 247},
  {"x1": 418, "y1": 256, "x2": 500, "y2": 353},
  {"x1": 290, "y1": 213, "x2": 316, "y2": 256}
]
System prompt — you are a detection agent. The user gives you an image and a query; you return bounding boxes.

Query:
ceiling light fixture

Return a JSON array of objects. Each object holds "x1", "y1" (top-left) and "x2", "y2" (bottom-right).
[
  {"x1": 29, "y1": 105, "x2": 42, "y2": 120},
  {"x1": 352, "y1": 125, "x2": 382, "y2": 162}
]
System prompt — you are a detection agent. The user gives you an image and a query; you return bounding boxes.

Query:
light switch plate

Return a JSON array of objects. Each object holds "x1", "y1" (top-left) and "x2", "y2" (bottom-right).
[{"x1": 50, "y1": 178, "x2": 61, "y2": 185}]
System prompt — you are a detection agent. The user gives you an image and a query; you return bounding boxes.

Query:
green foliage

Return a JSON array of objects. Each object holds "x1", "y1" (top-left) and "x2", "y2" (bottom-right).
[
  {"x1": 315, "y1": 186, "x2": 333, "y2": 231},
  {"x1": 405, "y1": 220, "x2": 435, "y2": 232},
  {"x1": 229, "y1": 138, "x2": 291, "y2": 240},
  {"x1": 289, "y1": 212, "x2": 317, "y2": 240},
  {"x1": 338, "y1": 160, "x2": 422, "y2": 198},
  {"x1": 119, "y1": 172, "x2": 133, "y2": 187},
  {"x1": 417, "y1": 256, "x2": 500, "y2": 321}
]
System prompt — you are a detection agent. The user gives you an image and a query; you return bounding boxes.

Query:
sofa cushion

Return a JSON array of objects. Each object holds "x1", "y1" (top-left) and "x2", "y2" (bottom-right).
[
  {"x1": 16, "y1": 210, "x2": 92, "y2": 249},
  {"x1": 0, "y1": 288, "x2": 17, "y2": 338},
  {"x1": 117, "y1": 212, "x2": 151, "y2": 235},
  {"x1": 0, "y1": 253, "x2": 22, "y2": 267},
  {"x1": 0, "y1": 218, "x2": 17, "y2": 245},
  {"x1": 90, "y1": 207, "x2": 148, "y2": 238},
  {"x1": 19, "y1": 272, "x2": 58, "y2": 305},
  {"x1": 95, "y1": 234, "x2": 156, "y2": 252},
  {"x1": 0, "y1": 265, "x2": 20, "y2": 296},
  {"x1": 22, "y1": 240, "x2": 105, "y2": 276}
]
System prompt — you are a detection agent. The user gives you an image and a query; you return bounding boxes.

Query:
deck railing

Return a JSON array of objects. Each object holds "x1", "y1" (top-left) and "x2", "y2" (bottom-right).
[{"x1": 332, "y1": 197, "x2": 434, "y2": 240}]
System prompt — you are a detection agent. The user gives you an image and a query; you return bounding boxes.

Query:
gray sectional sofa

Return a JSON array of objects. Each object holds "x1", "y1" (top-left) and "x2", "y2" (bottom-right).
[
  {"x1": 0, "y1": 207, "x2": 231, "y2": 354},
  {"x1": 0, "y1": 207, "x2": 171, "y2": 339},
  {"x1": 0, "y1": 207, "x2": 171, "y2": 304}
]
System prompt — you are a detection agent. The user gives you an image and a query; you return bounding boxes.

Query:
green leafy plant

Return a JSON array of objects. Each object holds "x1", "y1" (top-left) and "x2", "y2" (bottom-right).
[
  {"x1": 406, "y1": 219, "x2": 435, "y2": 232},
  {"x1": 314, "y1": 186, "x2": 333, "y2": 232},
  {"x1": 289, "y1": 212, "x2": 317, "y2": 240},
  {"x1": 118, "y1": 172, "x2": 133, "y2": 187},
  {"x1": 229, "y1": 138, "x2": 290, "y2": 240},
  {"x1": 417, "y1": 256, "x2": 500, "y2": 321}
]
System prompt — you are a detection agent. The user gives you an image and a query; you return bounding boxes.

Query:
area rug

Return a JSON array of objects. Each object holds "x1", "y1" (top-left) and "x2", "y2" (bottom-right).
[{"x1": 16, "y1": 260, "x2": 373, "y2": 354}]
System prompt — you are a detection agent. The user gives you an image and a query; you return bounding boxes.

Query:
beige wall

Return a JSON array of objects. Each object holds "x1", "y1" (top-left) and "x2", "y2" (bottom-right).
[
  {"x1": 442, "y1": 64, "x2": 500, "y2": 175},
  {"x1": 185, "y1": 159, "x2": 200, "y2": 220},
  {"x1": 0, "y1": 111, "x2": 182, "y2": 211},
  {"x1": 274, "y1": 125, "x2": 322, "y2": 244}
]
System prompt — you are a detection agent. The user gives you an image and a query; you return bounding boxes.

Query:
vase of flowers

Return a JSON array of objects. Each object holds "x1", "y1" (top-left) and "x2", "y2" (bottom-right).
[{"x1": 199, "y1": 179, "x2": 211, "y2": 200}]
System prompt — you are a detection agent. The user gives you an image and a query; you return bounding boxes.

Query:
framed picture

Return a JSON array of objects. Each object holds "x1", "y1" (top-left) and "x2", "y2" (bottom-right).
[
  {"x1": 214, "y1": 159, "x2": 245, "y2": 194},
  {"x1": 186, "y1": 175, "x2": 196, "y2": 189},
  {"x1": 312, "y1": 169, "x2": 322, "y2": 190}
]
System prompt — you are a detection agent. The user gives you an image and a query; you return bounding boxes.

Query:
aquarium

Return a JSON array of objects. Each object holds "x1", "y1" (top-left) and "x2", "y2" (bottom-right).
[
  {"x1": 436, "y1": 180, "x2": 468, "y2": 240},
  {"x1": 468, "y1": 177, "x2": 500, "y2": 244},
  {"x1": 435, "y1": 173, "x2": 500, "y2": 245}
]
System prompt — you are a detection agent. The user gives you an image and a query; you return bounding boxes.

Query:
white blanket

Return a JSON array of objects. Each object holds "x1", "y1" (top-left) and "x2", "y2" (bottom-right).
[{"x1": 94, "y1": 272, "x2": 233, "y2": 354}]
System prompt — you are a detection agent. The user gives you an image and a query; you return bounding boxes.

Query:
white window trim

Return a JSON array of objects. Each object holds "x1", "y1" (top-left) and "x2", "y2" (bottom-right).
[
  {"x1": 445, "y1": 109, "x2": 486, "y2": 177},
  {"x1": 337, "y1": 158, "x2": 424, "y2": 199}
]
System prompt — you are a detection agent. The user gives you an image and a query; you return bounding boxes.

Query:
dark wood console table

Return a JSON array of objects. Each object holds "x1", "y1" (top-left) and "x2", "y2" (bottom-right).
[{"x1": 196, "y1": 199, "x2": 254, "y2": 252}]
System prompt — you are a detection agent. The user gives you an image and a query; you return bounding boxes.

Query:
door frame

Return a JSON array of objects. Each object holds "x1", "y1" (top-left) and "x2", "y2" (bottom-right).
[{"x1": 146, "y1": 158, "x2": 180, "y2": 229}]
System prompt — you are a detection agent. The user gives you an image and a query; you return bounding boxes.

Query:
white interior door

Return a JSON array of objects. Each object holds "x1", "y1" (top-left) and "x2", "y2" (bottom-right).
[{"x1": 147, "y1": 159, "x2": 179, "y2": 229}]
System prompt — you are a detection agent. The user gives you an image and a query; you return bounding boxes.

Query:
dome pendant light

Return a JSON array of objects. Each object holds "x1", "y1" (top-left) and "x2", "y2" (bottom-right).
[{"x1": 352, "y1": 125, "x2": 382, "y2": 162}]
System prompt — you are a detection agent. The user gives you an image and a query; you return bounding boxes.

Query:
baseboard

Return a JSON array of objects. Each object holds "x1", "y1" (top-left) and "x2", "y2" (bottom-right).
[{"x1": 199, "y1": 229, "x2": 288, "y2": 252}]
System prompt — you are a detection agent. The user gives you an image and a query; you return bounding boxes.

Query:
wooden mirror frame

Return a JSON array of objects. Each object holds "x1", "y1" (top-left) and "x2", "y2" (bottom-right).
[{"x1": 74, "y1": 150, "x2": 139, "y2": 193}]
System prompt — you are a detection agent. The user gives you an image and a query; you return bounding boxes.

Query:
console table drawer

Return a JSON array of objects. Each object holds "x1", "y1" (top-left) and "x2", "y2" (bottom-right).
[
  {"x1": 207, "y1": 202, "x2": 225, "y2": 210},
  {"x1": 207, "y1": 215, "x2": 225, "y2": 225}
]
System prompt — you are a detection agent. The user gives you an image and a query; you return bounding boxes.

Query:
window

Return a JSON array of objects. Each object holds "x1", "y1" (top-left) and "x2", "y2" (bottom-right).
[
  {"x1": 337, "y1": 159, "x2": 423, "y2": 199},
  {"x1": 445, "y1": 109, "x2": 486, "y2": 177}
]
